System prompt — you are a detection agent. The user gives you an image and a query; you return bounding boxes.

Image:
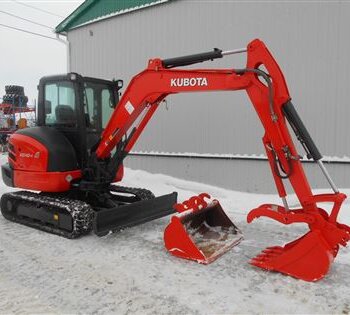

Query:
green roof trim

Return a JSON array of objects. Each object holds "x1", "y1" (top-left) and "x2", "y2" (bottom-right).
[{"x1": 55, "y1": 0, "x2": 170, "y2": 33}]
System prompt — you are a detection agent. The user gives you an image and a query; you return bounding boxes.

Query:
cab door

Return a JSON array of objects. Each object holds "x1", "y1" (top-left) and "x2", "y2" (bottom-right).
[
  {"x1": 83, "y1": 81, "x2": 116, "y2": 154},
  {"x1": 38, "y1": 75, "x2": 87, "y2": 168}
]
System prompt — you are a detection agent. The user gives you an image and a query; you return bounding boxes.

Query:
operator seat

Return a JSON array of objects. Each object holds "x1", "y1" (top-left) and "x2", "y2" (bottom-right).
[{"x1": 55, "y1": 105, "x2": 76, "y2": 125}]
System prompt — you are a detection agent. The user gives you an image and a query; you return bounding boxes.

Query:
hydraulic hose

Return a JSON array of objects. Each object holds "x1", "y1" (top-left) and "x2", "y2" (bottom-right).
[{"x1": 235, "y1": 68, "x2": 276, "y2": 121}]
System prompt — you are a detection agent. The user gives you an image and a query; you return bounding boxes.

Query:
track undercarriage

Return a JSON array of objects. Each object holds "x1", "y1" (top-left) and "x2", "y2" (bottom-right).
[{"x1": 1, "y1": 186, "x2": 177, "y2": 238}]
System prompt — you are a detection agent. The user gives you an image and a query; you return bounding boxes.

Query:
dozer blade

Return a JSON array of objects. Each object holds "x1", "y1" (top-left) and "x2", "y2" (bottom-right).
[
  {"x1": 94, "y1": 192, "x2": 177, "y2": 236},
  {"x1": 164, "y1": 194, "x2": 243, "y2": 264},
  {"x1": 250, "y1": 231, "x2": 334, "y2": 282}
]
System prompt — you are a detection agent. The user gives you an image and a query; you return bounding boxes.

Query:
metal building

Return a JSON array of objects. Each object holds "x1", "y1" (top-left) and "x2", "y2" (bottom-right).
[{"x1": 55, "y1": 0, "x2": 350, "y2": 193}]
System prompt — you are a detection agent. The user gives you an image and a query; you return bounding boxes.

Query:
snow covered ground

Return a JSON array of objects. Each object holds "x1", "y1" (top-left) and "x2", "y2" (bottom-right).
[{"x1": 0, "y1": 153, "x2": 350, "y2": 314}]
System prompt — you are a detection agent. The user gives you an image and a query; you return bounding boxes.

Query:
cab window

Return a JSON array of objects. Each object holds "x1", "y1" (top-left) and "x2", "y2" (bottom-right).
[
  {"x1": 83, "y1": 82, "x2": 116, "y2": 131},
  {"x1": 102, "y1": 88, "x2": 114, "y2": 128},
  {"x1": 84, "y1": 87, "x2": 98, "y2": 130},
  {"x1": 44, "y1": 81, "x2": 76, "y2": 127}
]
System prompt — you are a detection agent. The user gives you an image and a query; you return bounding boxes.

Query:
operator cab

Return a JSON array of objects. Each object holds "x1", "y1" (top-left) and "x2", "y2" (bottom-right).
[{"x1": 36, "y1": 73, "x2": 123, "y2": 168}]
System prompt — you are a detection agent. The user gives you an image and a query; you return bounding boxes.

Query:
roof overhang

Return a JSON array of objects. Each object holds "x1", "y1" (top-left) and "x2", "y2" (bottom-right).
[{"x1": 55, "y1": 0, "x2": 170, "y2": 34}]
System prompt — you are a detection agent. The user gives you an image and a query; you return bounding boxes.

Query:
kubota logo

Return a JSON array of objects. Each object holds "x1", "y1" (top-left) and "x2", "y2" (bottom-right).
[{"x1": 170, "y1": 77, "x2": 208, "y2": 87}]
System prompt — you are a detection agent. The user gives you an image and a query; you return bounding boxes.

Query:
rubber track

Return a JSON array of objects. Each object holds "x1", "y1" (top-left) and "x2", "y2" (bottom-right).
[
  {"x1": 1, "y1": 191, "x2": 94, "y2": 239},
  {"x1": 1, "y1": 186, "x2": 155, "y2": 239}
]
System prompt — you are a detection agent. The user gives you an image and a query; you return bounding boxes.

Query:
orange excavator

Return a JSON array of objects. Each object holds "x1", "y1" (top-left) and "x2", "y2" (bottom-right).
[{"x1": 1, "y1": 39, "x2": 349, "y2": 281}]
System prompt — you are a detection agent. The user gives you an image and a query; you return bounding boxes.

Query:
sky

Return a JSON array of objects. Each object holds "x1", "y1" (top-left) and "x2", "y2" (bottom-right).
[{"x1": 0, "y1": 0, "x2": 84, "y2": 106}]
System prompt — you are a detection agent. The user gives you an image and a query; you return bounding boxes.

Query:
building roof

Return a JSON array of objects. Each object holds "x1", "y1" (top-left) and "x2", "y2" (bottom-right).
[{"x1": 55, "y1": 0, "x2": 170, "y2": 34}]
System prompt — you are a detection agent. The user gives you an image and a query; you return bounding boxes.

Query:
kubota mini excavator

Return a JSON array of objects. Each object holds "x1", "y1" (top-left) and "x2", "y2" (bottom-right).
[{"x1": 1, "y1": 39, "x2": 349, "y2": 281}]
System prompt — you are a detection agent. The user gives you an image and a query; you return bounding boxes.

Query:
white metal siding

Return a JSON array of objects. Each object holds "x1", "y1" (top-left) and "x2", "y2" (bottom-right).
[
  {"x1": 67, "y1": 0, "x2": 350, "y2": 192},
  {"x1": 125, "y1": 154, "x2": 350, "y2": 193}
]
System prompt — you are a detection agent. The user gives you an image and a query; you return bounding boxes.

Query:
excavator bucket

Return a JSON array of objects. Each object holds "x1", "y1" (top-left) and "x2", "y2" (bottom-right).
[
  {"x1": 164, "y1": 193, "x2": 243, "y2": 264},
  {"x1": 247, "y1": 200, "x2": 350, "y2": 281},
  {"x1": 250, "y1": 232, "x2": 334, "y2": 282}
]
